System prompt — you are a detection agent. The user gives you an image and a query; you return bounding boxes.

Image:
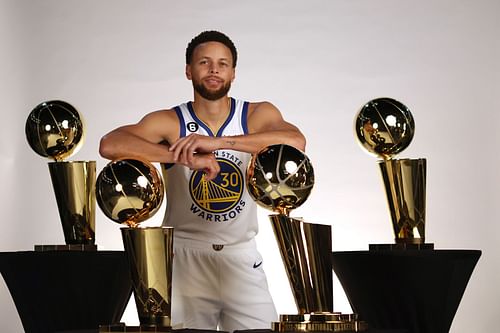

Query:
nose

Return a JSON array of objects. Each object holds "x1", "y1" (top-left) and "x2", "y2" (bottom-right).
[{"x1": 209, "y1": 63, "x2": 219, "y2": 74}]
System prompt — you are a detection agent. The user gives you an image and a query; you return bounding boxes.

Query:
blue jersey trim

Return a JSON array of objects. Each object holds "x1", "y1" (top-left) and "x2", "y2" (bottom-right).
[
  {"x1": 163, "y1": 162, "x2": 175, "y2": 169},
  {"x1": 187, "y1": 102, "x2": 214, "y2": 136},
  {"x1": 175, "y1": 106, "x2": 186, "y2": 138},
  {"x1": 163, "y1": 106, "x2": 186, "y2": 171},
  {"x1": 242, "y1": 101, "x2": 249, "y2": 135},
  {"x1": 216, "y1": 97, "x2": 236, "y2": 137}
]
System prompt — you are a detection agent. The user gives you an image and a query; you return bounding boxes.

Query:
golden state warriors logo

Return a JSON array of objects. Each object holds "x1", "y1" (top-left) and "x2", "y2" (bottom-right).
[{"x1": 189, "y1": 158, "x2": 243, "y2": 213}]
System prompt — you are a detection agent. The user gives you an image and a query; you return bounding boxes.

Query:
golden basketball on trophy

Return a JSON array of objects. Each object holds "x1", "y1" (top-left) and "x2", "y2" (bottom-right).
[
  {"x1": 25, "y1": 100, "x2": 96, "y2": 249},
  {"x1": 247, "y1": 144, "x2": 314, "y2": 215},
  {"x1": 247, "y1": 144, "x2": 367, "y2": 332},
  {"x1": 96, "y1": 158, "x2": 173, "y2": 332},
  {"x1": 96, "y1": 158, "x2": 164, "y2": 228},
  {"x1": 355, "y1": 97, "x2": 429, "y2": 248},
  {"x1": 25, "y1": 100, "x2": 85, "y2": 161}
]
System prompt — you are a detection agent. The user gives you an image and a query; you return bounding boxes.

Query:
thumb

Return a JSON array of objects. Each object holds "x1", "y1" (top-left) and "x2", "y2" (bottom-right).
[{"x1": 204, "y1": 166, "x2": 219, "y2": 181}]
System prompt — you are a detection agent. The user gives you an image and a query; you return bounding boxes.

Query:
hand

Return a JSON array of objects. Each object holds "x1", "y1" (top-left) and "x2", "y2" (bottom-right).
[
  {"x1": 169, "y1": 134, "x2": 219, "y2": 164},
  {"x1": 183, "y1": 152, "x2": 220, "y2": 181}
]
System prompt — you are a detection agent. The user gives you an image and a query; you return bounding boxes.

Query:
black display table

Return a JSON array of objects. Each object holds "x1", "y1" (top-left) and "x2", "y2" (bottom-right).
[
  {"x1": 0, "y1": 251, "x2": 133, "y2": 333},
  {"x1": 234, "y1": 328, "x2": 409, "y2": 333},
  {"x1": 331, "y1": 249, "x2": 481, "y2": 333},
  {"x1": 54, "y1": 328, "x2": 406, "y2": 333}
]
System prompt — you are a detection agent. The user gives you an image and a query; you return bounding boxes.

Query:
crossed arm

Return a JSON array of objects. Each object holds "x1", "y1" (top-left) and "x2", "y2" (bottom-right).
[{"x1": 99, "y1": 102, "x2": 305, "y2": 180}]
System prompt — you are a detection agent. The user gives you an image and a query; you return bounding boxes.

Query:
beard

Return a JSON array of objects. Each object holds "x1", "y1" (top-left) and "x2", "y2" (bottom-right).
[{"x1": 193, "y1": 79, "x2": 232, "y2": 101}]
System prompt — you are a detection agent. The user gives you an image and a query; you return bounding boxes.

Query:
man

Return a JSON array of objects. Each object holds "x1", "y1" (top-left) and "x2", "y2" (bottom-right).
[{"x1": 99, "y1": 30, "x2": 306, "y2": 331}]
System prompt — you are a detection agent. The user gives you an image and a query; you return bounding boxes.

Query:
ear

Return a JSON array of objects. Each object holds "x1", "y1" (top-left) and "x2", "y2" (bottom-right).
[
  {"x1": 231, "y1": 68, "x2": 236, "y2": 82},
  {"x1": 185, "y1": 64, "x2": 192, "y2": 80}
]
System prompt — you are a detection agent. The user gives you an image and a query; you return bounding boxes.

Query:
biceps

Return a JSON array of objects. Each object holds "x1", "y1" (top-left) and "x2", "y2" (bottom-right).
[
  {"x1": 126, "y1": 114, "x2": 177, "y2": 144},
  {"x1": 265, "y1": 121, "x2": 301, "y2": 134},
  {"x1": 249, "y1": 114, "x2": 299, "y2": 133},
  {"x1": 248, "y1": 108, "x2": 290, "y2": 133},
  {"x1": 112, "y1": 124, "x2": 162, "y2": 143}
]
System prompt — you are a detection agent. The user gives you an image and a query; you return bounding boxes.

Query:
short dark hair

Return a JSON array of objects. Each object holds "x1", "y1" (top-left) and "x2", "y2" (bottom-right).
[{"x1": 186, "y1": 31, "x2": 237, "y2": 67}]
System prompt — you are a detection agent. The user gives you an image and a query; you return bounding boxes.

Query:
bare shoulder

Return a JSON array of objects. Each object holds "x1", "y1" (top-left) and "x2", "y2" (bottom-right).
[
  {"x1": 140, "y1": 108, "x2": 178, "y2": 123},
  {"x1": 246, "y1": 101, "x2": 289, "y2": 133},
  {"x1": 247, "y1": 101, "x2": 280, "y2": 115},
  {"x1": 247, "y1": 101, "x2": 284, "y2": 121},
  {"x1": 117, "y1": 108, "x2": 180, "y2": 144}
]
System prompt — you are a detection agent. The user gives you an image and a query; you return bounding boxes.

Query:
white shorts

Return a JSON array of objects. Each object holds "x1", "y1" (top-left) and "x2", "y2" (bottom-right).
[{"x1": 171, "y1": 237, "x2": 278, "y2": 332}]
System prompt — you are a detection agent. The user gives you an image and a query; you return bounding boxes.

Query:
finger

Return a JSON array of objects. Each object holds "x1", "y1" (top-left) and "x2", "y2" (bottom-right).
[
  {"x1": 168, "y1": 136, "x2": 185, "y2": 152},
  {"x1": 171, "y1": 136, "x2": 191, "y2": 161},
  {"x1": 169, "y1": 134, "x2": 192, "y2": 152},
  {"x1": 170, "y1": 141, "x2": 182, "y2": 161},
  {"x1": 172, "y1": 145, "x2": 181, "y2": 162},
  {"x1": 186, "y1": 141, "x2": 198, "y2": 164},
  {"x1": 211, "y1": 160, "x2": 221, "y2": 179},
  {"x1": 179, "y1": 145, "x2": 190, "y2": 165},
  {"x1": 203, "y1": 158, "x2": 220, "y2": 181},
  {"x1": 204, "y1": 167, "x2": 218, "y2": 181},
  {"x1": 175, "y1": 142, "x2": 193, "y2": 165},
  {"x1": 204, "y1": 169, "x2": 214, "y2": 181}
]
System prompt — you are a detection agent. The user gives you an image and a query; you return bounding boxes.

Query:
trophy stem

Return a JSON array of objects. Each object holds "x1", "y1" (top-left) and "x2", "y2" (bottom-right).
[
  {"x1": 270, "y1": 215, "x2": 333, "y2": 314},
  {"x1": 379, "y1": 158, "x2": 426, "y2": 244},
  {"x1": 121, "y1": 227, "x2": 173, "y2": 329},
  {"x1": 48, "y1": 161, "x2": 96, "y2": 245},
  {"x1": 269, "y1": 215, "x2": 367, "y2": 331}
]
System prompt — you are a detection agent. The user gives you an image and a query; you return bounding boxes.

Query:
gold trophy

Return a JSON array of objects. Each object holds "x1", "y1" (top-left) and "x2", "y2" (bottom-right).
[
  {"x1": 247, "y1": 144, "x2": 367, "y2": 332},
  {"x1": 25, "y1": 100, "x2": 96, "y2": 250},
  {"x1": 355, "y1": 97, "x2": 431, "y2": 249},
  {"x1": 96, "y1": 158, "x2": 173, "y2": 332}
]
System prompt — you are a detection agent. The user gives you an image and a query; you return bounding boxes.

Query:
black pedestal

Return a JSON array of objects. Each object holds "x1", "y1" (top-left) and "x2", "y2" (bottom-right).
[
  {"x1": 331, "y1": 249, "x2": 481, "y2": 333},
  {"x1": 0, "y1": 251, "x2": 133, "y2": 333}
]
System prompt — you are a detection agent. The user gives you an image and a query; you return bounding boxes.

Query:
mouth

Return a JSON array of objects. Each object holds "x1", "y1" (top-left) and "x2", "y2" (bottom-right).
[{"x1": 204, "y1": 76, "x2": 224, "y2": 86}]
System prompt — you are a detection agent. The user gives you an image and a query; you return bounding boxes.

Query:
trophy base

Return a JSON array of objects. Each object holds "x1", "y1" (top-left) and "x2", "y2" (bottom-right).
[
  {"x1": 34, "y1": 244, "x2": 98, "y2": 251},
  {"x1": 99, "y1": 323, "x2": 171, "y2": 332},
  {"x1": 369, "y1": 243, "x2": 434, "y2": 251},
  {"x1": 271, "y1": 313, "x2": 368, "y2": 332}
]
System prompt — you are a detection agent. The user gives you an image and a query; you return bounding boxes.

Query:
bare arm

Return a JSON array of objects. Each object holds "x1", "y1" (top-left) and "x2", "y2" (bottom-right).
[
  {"x1": 99, "y1": 110, "x2": 221, "y2": 180},
  {"x1": 230, "y1": 101, "x2": 306, "y2": 152},
  {"x1": 99, "y1": 110, "x2": 177, "y2": 163},
  {"x1": 169, "y1": 101, "x2": 306, "y2": 164}
]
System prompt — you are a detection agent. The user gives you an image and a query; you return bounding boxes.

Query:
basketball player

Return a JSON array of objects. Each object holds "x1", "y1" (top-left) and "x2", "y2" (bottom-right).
[{"x1": 99, "y1": 30, "x2": 306, "y2": 332}]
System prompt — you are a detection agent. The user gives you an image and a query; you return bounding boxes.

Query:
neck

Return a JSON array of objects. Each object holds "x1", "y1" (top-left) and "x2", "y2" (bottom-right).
[{"x1": 192, "y1": 95, "x2": 231, "y2": 132}]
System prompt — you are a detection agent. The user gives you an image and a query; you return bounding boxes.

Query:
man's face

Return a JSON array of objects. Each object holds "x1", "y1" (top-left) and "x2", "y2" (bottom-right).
[{"x1": 186, "y1": 41, "x2": 235, "y2": 101}]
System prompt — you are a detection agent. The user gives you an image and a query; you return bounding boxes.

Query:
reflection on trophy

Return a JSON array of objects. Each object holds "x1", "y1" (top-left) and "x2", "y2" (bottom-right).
[
  {"x1": 247, "y1": 144, "x2": 367, "y2": 332},
  {"x1": 25, "y1": 100, "x2": 96, "y2": 250},
  {"x1": 355, "y1": 97, "x2": 430, "y2": 248},
  {"x1": 96, "y1": 158, "x2": 173, "y2": 332}
]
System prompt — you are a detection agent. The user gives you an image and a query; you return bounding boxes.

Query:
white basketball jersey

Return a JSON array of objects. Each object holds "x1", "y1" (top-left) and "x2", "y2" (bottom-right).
[{"x1": 162, "y1": 98, "x2": 258, "y2": 245}]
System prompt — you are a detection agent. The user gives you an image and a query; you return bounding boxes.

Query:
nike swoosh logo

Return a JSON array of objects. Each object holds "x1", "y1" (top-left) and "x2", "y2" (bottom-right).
[{"x1": 253, "y1": 261, "x2": 263, "y2": 269}]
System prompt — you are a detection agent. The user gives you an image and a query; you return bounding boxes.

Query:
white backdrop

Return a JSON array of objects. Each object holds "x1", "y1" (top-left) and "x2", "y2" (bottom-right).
[{"x1": 1, "y1": 1, "x2": 499, "y2": 332}]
